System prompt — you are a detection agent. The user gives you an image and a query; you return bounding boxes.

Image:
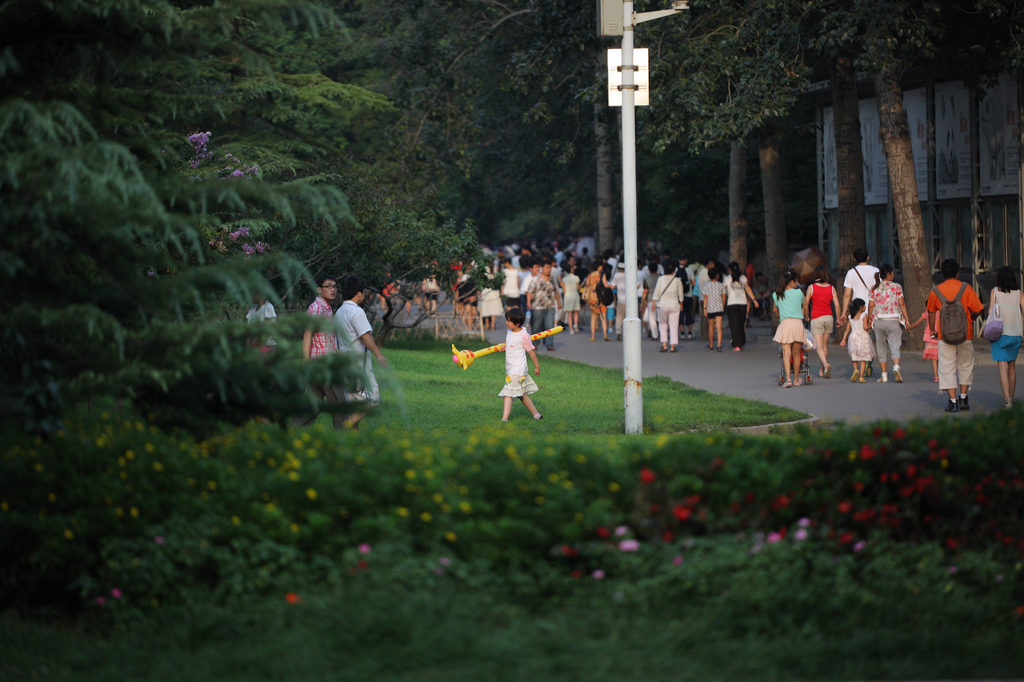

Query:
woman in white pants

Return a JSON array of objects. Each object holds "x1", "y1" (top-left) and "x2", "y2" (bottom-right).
[
  {"x1": 867, "y1": 264, "x2": 911, "y2": 383},
  {"x1": 653, "y1": 259, "x2": 685, "y2": 352}
]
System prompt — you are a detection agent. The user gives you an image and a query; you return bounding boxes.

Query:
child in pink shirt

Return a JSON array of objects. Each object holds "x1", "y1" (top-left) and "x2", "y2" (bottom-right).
[
  {"x1": 906, "y1": 312, "x2": 939, "y2": 382},
  {"x1": 499, "y1": 307, "x2": 542, "y2": 422}
]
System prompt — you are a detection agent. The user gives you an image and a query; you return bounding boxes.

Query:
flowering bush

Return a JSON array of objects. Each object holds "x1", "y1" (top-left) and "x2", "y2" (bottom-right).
[{"x1": 1, "y1": 409, "x2": 1022, "y2": 621}]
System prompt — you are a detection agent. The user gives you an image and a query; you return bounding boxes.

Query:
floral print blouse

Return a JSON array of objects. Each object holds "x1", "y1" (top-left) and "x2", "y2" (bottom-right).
[{"x1": 870, "y1": 281, "x2": 903, "y2": 318}]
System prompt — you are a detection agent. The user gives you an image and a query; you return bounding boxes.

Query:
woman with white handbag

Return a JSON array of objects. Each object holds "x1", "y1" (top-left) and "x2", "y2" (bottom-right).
[{"x1": 988, "y1": 266, "x2": 1024, "y2": 409}]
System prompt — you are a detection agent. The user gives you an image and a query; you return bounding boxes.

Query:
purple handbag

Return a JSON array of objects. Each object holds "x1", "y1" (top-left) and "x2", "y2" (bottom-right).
[{"x1": 982, "y1": 304, "x2": 1003, "y2": 342}]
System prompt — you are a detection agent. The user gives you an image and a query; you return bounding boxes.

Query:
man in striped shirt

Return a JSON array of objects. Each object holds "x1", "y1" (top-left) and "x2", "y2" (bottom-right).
[{"x1": 292, "y1": 274, "x2": 346, "y2": 428}]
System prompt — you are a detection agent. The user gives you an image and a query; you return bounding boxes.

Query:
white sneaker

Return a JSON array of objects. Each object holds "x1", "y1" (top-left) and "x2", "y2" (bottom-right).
[
  {"x1": 893, "y1": 366, "x2": 903, "y2": 383},
  {"x1": 877, "y1": 373, "x2": 888, "y2": 383}
]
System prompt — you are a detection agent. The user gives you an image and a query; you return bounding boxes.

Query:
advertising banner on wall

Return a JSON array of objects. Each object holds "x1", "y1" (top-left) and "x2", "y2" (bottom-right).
[
  {"x1": 860, "y1": 98, "x2": 889, "y2": 205},
  {"x1": 934, "y1": 81, "x2": 971, "y2": 199},
  {"x1": 903, "y1": 87, "x2": 929, "y2": 200},
  {"x1": 979, "y1": 72, "x2": 1020, "y2": 196},
  {"x1": 822, "y1": 106, "x2": 838, "y2": 209}
]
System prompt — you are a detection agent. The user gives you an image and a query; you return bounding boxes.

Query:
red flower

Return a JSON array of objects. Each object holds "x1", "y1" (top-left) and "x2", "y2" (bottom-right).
[
  {"x1": 663, "y1": 531, "x2": 674, "y2": 542},
  {"x1": 882, "y1": 503, "x2": 899, "y2": 515},
  {"x1": 928, "y1": 439, "x2": 938, "y2": 449},
  {"x1": 945, "y1": 537, "x2": 959, "y2": 549},
  {"x1": 893, "y1": 428, "x2": 906, "y2": 440},
  {"x1": 650, "y1": 503, "x2": 661, "y2": 514},
  {"x1": 596, "y1": 526, "x2": 610, "y2": 538},
  {"x1": 891, "y1": 473, "x2": 899, "y2": 481},
  {"x1": 286, "y1": 592, "x2": 301, "y2": 604},
  {"x1": 880, "y1": 473, "x2": 889, "y2": 483},
  {"x1": 571, "y1": 570, "x2": 582, "y2": 579},
  {"x1": 640, "y1": 467, "x2": 656, "y2": 485},
  {"x1": 906, "y1": 464, "x2": 917, "y2": 477},
  {"x1": 838, "y1": 501, "x2": 852, "y2": 514},
  {"x1": 777, "y1": 495, "x2": 790, "y2": 507},
  {"x1": 711, "y1": 456, "x2": 724, "y2": 469},
  {"x1": 839, "y1": 532, "x2": 854, "y2": 544},
  {"x1": 859, "y1": 444, "x2": 877, "y2": 460},
  {"x1": 358, "y1": 559, "x2": 368, "y2": 570},
  {"x1": 686, "y1": 495, "x2": 702, "y2": 506},
  {"x1": 778, "y1": 527, "x2": 788, "y2": 539},
  {"x1": 744, "y1": 492, "x2": 755, "y2": 503},
  {"x1": 672, "y1": 504, "x2": 692, "y2": 521},
  {"x1": 873, "y1": 427, "x2": 882, "y2": 438},
  {"x1": 853, "y1": 481, "x2": 865, "y2": 492},
  {"x1": 1015, "y1": 606, "x2": 1024, "y2": 618},
  {"x1": 561, "y1": 544, "x2": 578, "y2": 557},
  {"x1": 730, "y1": 502, "x2": 741, "y2": 513}
]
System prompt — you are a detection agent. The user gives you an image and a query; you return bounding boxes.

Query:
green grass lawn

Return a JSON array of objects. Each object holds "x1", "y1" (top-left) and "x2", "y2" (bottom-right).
[
  {"x1": 328, "y1": 338, "x2": 806, "y2": 434},
  {"x1": 4, "y1": 584, "x2": 1021, "y2": 682}
]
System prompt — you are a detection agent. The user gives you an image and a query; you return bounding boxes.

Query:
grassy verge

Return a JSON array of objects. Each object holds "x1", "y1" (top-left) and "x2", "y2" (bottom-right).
[
  {"x1": 3, "y1": 575, "x2": 1022, "y2": 682},
  {"x1": 330, "y1": 339, "x2": 806, "y2": 434}
]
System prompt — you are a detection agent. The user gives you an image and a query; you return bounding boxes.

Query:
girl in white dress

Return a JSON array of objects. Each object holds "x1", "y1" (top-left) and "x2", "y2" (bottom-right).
[
  {"x1": 499, "y1": 307, "x2": 542, "y2": 422},
  {"x1": 839, "y1": 298, "x2": 875, "y2": 382},
  {"x1": 561, "y1": 267, "x2": 581, "y2": 333}
]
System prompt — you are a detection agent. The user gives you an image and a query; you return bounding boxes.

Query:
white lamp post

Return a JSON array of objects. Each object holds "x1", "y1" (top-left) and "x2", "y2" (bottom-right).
[{"x1": 601, "y1": 0, "x2": 688, "y2": 434}]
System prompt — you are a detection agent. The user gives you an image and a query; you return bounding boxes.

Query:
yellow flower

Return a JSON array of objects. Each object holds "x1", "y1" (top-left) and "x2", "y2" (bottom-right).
[
  {"x1": 119, "y1": 472, "x2": 127, "y2": 481},
  {"x1": 548, "y1": 473, "x2": 559, "y2": 483},
  {"x1": 153, "y1": 462, "x2": 164, "y2": 472},
  {"x1": 265, "y1": 503, "x2": 277, "y2": 512},
  {"x1": 940, "y1": 459, "x2": 949, "y2": 468},
  {"x1": 432, "y1": 493, "x2": 444, "y2": 504},
  {"x1": 575, "y1": 454, "x2": 587, "y2": 464},
  {"x1": 289, "y1": 523, "x2": 300, "y2": 533},
  {"x1": 293, "y1": 439, "x2": 304, "y2": 449},
  {"x1": 574, "y1": 512, "x2": 584, "y2": 522},
  {"x1": 115, "y1": 507, "x2": 124, "y2": 517},
  {"x1": 34, "y1": 463, "x2": 44, "y2": 473},
  {"x1": 306, "y1": 488, "x2": 318, "y2": 500},
  {"x1": 607, "y1": 482, "x2": 621, "y2": 492},
  {"x1": 207, "y1": 481, "x2": 217, "y2": 491},
  {"x1": 288, "y1": 471, "x2": 300, "y2": 482},
  {"x1": 64, "y1": 529, "x2": 74, "y2": 540},
  {"x1": 444, "y1": 531, "x2": 457, "y2": 542},
  {"x1": 231, "y1": 516, "x2": 241, "y2": 525},
  {"x1": 144, "y1": 443, "x2": 155, "y2": 453},
  {"x1": 425, "y1": 470, "x2": 435, "y2": 479},
  {"x1": 506, "y1": 375, "x2": 512, "y2": 383},
  {"x1": 130, "y1": 507, "x2": 139, "y2": 517},
  {"x1": 398, "y1": 507, "x2": 410, "y2": 517},
  {"x1": 47, "y1": 493, "x2": 56, "y2": 502},
  {"x1": 1, "y1": 501, "x2": 8, "y2": 512},
  {"x1": 459, "y1": 501, "x2": 472, "y2": 513},
  {"x1": 535, "y1": 496, "x2": 545, "y2": 505},
  {"x1": 420, "y1": 512, "x2": 432, "y2": 522},
  {"x1": 848, "y1": 451, "x2": 857, "y2": 462},
  {"x1": 405, "y1": 470, "x2": 417, "y2": 480}
]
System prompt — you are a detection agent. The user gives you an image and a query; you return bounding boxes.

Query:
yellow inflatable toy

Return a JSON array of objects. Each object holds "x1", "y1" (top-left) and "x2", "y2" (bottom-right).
[{"x1": 452, "y1": 326, "x2": 564, "y2": 370}]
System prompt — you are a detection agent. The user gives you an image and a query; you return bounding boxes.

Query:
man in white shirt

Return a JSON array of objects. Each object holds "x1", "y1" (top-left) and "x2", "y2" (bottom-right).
[
  {"x1": 839, "y1": 248, "x2": 880, "y2": 326},
  {"x1": 336, "y1": 276, "x2": 388, "y2": 429}
]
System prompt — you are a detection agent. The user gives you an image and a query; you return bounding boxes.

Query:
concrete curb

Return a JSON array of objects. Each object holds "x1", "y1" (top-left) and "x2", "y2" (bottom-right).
[{"x1": 729, "y1": 414, "x2": 821, "y2": 435}]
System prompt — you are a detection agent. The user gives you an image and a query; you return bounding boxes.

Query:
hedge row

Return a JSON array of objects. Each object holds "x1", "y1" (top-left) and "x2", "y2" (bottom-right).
[{"x1": 1, "y1": 409, "x2": 1023, "y2": 616}]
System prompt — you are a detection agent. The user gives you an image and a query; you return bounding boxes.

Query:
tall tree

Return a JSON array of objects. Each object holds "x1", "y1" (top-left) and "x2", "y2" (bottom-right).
[
  {"x1": 729, "y1": 141, "x2": 749, "y2": 268},
  {"x1": 830, "y1": 54, "x2": 867, "y2": 273},
  {"x1": 759, "y1": 122, "x2": 789, "y2": 286}
]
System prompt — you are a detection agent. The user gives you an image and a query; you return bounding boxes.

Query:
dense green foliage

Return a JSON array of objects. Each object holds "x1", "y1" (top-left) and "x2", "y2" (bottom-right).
[{"x1": 3, "y1": 402, "x2": 1022, "y2": 620}]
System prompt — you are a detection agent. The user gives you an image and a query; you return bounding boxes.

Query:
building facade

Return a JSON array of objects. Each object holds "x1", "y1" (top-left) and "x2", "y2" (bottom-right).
[{"x1": 814, "y1": 70, "x2": 1022, "y2": 297}]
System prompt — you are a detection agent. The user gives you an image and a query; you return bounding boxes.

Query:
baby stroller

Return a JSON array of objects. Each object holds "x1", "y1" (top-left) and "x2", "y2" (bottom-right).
[{"x1": 778, "y1": 330, "x2": 814, "y2": 386}]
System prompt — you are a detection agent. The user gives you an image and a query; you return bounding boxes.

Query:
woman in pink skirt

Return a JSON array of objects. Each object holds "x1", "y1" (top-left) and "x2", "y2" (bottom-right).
[{"x1": 772, "y1": 271, "x2": 806, "y2": 387}]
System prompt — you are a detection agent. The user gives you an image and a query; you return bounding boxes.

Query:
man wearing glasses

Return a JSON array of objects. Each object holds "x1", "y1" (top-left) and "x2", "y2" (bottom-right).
[{"x1": 293, "y1": 274, "x2": 346, "y2": 428}]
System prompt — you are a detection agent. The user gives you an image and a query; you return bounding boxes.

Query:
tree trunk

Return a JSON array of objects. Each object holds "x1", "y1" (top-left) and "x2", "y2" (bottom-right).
[
  {"x1": 759, "y1": 123, "x2": 788, "y2": 288},
  {"x1": 595, "y1": 54, "x2": 615, "y2": 255},
  {"x1": 873, "y1": 69, "x2": 930, "y2": 351},
  {"x1": 832, "y1": 54, "x2": 866, "y2": 274},
  {"x1": 729, "y1": 140, "x2": 748, "y2": 268}
]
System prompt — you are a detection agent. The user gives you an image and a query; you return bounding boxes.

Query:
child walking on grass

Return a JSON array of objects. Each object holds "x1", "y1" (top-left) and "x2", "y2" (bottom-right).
[
  {"x1": 500, "y1": 307, "x2": 543, "y2": 422},
  {"x1": 839, "y1": 298, "x2": 874, "y2": 382},
  {"x1": 906, "y1": 311, "x2": 940, "y2": 382}
]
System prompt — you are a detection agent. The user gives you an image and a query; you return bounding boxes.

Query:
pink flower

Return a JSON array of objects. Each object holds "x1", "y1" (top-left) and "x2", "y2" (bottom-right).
[
  {"x1": 794, "y1": 529, "x2": 808, "y2": 541},
  {"x1": 614, "y1": 526, "x2": 630, "y2": 537},
  {"x1": 767, "y1": 532, "x2": 782, "y2": 544},
  {"x1": 434, "y1": 567, "x2": 445, "y2": 575},
  {"x1": 673, "y1": 555, "x2": 683, "y2": 566},
  {"x1": 618, "y1": 539, "x2": 640, "y2": 552},
  {"x1": 111, "y1": 588, "x2": 122, "y2": 599},
  {"x1": 853, "y1": 540, "x2": 866, "y2": 552},
  {"x1": 95, "y1": 597, "x2": 106, "y2": 606},
  {"x1": 798, "y1": 517, "x2": 811, "y2": 527},
  {"x1": 591, "y1": 569, "x2": 605, "y2": 579},
  {"x1": 154, "y1": 536, "x2": 165, "y2": 545},
  {"x1": 948, "y1": 566, "x2": 958, "y2": 575},
  {"x1": 439, "y1": 556, "x2": 451, "y2": 566},
  {"x1": 358, "y1": 543, "x2": 372, "y2": 555}
]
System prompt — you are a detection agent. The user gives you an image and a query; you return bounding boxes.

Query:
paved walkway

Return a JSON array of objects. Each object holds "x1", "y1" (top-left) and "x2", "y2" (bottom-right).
[{"x1": 480, "y1": 315, "x2": 1007, "y2": 424}]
